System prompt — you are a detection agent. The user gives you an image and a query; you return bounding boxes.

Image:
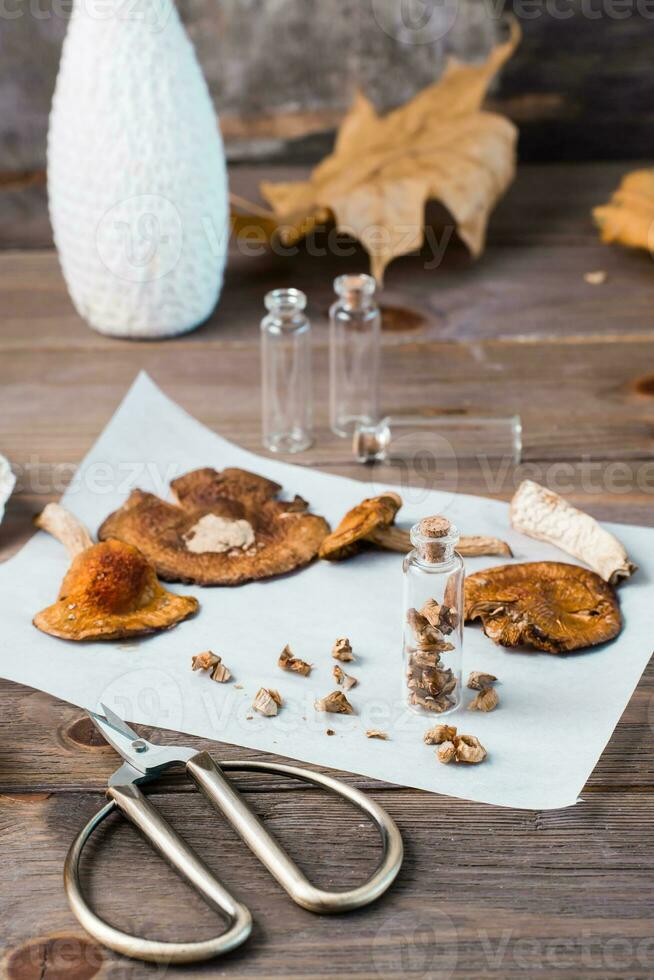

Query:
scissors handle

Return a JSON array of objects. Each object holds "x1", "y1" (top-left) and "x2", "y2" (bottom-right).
[
  {"x1": 64, "y1": 785, "x2": 252, "y2": 965},
  {"x1": 187, "y1": 753, "x2": 404, "y2": 914}
]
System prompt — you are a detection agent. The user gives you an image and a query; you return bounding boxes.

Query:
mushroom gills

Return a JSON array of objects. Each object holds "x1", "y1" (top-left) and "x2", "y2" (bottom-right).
[{"x1": 465, "y1": 561, "x2": 621, "y2": 654}]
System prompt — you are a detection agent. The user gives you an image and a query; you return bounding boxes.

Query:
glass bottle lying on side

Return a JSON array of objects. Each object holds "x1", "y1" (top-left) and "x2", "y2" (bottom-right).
[
  {"x1": 354, "y1": 414, "x2": 523, "y2": 465},
  {"x1": 402, "y1": 516, "x2": 464, "y2": 716}
]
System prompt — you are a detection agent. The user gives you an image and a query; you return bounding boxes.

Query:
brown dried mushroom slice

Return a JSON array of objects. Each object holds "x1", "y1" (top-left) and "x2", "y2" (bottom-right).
[
  {"x1": 98, "y1": 467, "x2": 330, "y2": 586},
  {"x1": 465, "y1": 561, "x2": 621, "y2": 654},
  {"x1": 33, "y1": 504, "x2": 198, "y2": 642},
  {"x1": 319, "y1": 492, "x2": 512, "y2": 561}
]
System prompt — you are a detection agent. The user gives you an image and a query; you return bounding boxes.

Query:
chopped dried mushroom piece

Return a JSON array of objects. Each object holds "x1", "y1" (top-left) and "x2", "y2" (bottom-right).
[
  {"x1": 366, "y1": 730, "x2": 389, "y2": 740},
  {"x1": 430, "y1": 728, "x2": 487, "y2": 765},
  {"x1": 192, "y1": 651, "x2": 220, "y2": 671},
  {"x1": 467, "y1": 671, "x2": 497, "y2": 690},
  {"x1": 278, "y1": 644, "x2": 312, "y2": 676},
  {"x1": 253, "y1": 688, "x2": 282, "y2": 717},
  {"x1": 314, "y1": 691, "x2": 355, "y2": 715},
  {"x1": 468, "y1": 687, "x2": 499, "y2": 712},
  {"x1": 510, "y1": 479, "x2": 636, "y2": 585},
  {"x1": 465, "y1": 561, "x2": 622, "y2": 653},
  {"x1": 453, "y1": 734, "x2": 487, "y2": 764},
  {"x1": 326, "y1": 728, "x2": 335, "y2": 736},
  {"x1": 332, "y1": 637, "x2": 355, "y2": 662},
  {"x1": 192, "y1": 651, "x2": 232, "y2": 683},
  {"x1": 333, "y1": 665, "x2": 358, "y2": 691},
  {"x1": 210, "y1": 663, "x2": 232, "y2": 684},
  {"x1": 405, "y1": 604, "x2": 458, "y2": 713},
  {"x1": 423, "y1": 724, "x2": 458, "y2": 745},
  {"x1": 437, "y1": 741, "x2": 457, "y2": 764}
]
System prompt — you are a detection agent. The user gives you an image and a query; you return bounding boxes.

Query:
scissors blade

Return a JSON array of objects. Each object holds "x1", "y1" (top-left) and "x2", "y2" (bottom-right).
[
  {"x1": 88, "y1": 703, "x2": 157, "y2": 771},
  {"x1": 89, "y1": 703, "x2": 196, "y2": 775}
]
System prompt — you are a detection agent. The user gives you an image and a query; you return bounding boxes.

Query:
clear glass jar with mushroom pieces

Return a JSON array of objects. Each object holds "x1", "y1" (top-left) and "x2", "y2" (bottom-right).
[{"x1": 403, "y1": 516, "x2": 464, "y2": 716}]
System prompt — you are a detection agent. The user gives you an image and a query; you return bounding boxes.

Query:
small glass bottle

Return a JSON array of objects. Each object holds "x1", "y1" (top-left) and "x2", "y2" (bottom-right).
[
  {"x1": 403, "y1": 516, "x2": 464, "y2": 716},
  {"x1": 261, "y1": 288, "x2": 313, "y2": 454},
  {"x1": 355, "y1": 415, "x2": 522, "y2": 465},
  {"x1": 329, "y1": 274, "x2": 381, "y2": 438}
]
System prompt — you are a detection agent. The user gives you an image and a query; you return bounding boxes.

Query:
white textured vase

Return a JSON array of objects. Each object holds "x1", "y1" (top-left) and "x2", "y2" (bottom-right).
[{"x1": 48, "y1": 0, "x2": 229, "y2": 338}]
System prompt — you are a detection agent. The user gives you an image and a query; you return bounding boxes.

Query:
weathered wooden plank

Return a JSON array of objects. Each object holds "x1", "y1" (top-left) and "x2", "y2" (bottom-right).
[{"x1": 2, "y1": 787, "x2": 654, "y2": 978}]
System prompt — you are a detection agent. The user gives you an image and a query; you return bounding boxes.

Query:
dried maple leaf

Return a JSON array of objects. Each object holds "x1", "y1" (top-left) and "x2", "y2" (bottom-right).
[
  {"x1": 260, "y1": 22, "x2": 519, "y2": 283},
  {"x1": 593, "y1": 170, "x2": 654, "y2": 252}
]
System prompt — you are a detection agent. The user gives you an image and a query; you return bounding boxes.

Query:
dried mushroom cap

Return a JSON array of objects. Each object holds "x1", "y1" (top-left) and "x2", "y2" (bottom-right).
[
  {"x1": 465, "y1": 561, "x2": 622, "y2": 653},
  {"x1": 510, "y1": 479, "x2": 636, "y2": 585},
  {"x1": 98, "y1": 467, "x2": 330, "y2": 586},
  {"x1": 319, "y1": 493, "x2": 402, "y2": 560},
  {"x1": 33, "y1": 511, "x2": 198, "y2": 642}
]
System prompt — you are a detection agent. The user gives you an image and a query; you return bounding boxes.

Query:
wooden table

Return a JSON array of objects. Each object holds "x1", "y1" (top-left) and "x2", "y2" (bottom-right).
[{"x1": 2, "y1": 162, "x2": 654, "y2": 979}]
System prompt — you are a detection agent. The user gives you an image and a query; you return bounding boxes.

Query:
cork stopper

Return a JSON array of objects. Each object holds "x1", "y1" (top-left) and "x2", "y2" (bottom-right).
[
  {"x1": 411, "y1": 515, "x2": 459, "y2": 563},
  {"x1": 418, "y1": 516, "x2": 451, "y2": 539}
]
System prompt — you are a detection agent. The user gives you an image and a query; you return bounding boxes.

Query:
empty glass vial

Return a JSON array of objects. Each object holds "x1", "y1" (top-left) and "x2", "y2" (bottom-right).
[
  {"x1": 354, "y1": 414, "x2": 523, "y2": 465},
  {"x1": 403, "y1": 516, "x2": 464, "y2": 716},
  {"x1": 261, "y1": 288, "x2": 313, "y2": 454},
  {"x1": 329, "y1": 274, "x2": 381, "y2": 437}
]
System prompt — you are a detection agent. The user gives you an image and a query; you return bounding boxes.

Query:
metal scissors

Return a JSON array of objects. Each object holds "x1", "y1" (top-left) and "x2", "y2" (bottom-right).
[{"x1": 64, "y1": 705, "x2": 403, "y2": 965}]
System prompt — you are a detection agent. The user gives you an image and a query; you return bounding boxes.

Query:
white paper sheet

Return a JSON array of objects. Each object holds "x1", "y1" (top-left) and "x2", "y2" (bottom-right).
[{"x1": 1, "y1": 373, "x2": 652, "y2": 810}]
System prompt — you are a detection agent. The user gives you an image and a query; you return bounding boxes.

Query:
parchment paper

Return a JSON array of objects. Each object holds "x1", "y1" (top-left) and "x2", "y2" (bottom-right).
[{"x1": 1, "y1": 373, "x2": 651, "y2": 809}]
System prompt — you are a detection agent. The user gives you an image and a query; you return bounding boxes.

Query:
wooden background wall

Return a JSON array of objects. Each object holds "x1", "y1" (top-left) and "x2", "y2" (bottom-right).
[{"x1": 1, "y1": 0, "x2": 654, "y2": 177}]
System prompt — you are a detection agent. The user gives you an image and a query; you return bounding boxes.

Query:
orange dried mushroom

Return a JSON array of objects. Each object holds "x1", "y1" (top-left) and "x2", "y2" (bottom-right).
[
  {"x1": 33, "y1": 504, "x2": 198, "y2": 641},
  {"x1": 465, "y1": 561, "x2": 621, "y2": 654}
]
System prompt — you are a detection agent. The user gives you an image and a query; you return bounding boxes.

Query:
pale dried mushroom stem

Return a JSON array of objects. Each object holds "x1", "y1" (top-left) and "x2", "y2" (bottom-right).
[
  {"x1": 333, "y1": 665, "x2": 358, "y2": 691},
  {"x1": 278, "y1": 644, "x2": 312, "y2": 676},
  {"x1": 35, "y1": 503, "x2": 94, "y2": 558},
  {"x1": 365, "y1": 730, "x2": 389, "y2": 740},
  {"x1": 510, "y1": 479, "x2": 636, "y2": 585},
  {"x1": 424, "y1": 724, "x2": 458, "y2": 745},
  {"x1": 458, "y1": 536, "x2": 513, "y2": 558},
  {"x1": 368, "y1": 525, "x2": 512, "y2": 558},
  {"x1": 468, "y1": 687, "x2": 499, "y2": 712},
  {"x1": 467, "y1": 671, "x2": 497, "y2": 690},
  {"x1": 332, "y1": 637, "x2": 355, "y2": 662},
  {"x1": 314, "y1": 690, "x2": 355, "y2": 715},
  {"x1": 253, "y1": 688, "x2": 282, "y2": 717}
]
